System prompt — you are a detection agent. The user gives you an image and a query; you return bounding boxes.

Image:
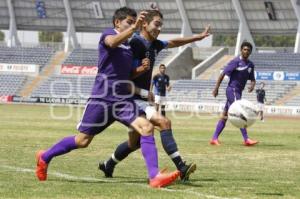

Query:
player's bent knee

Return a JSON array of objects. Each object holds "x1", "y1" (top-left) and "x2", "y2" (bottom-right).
[
  {"x1": 141, "y1": 122, "x2": 154, "y2": 136},
  {"x1": 76, "y1": 133, "x2": 93, "y2": 148},
  {"x1": 163, "y1": 117, "x2": 171, "y2": 128},
  {"x1": 220, "y1": 116, "x2": 228, "y2": 122},
  {"x1": 158, "y1": 117, "x2": 171, "y2": 130},
  {"x1": 128, "y1": 141, "x2": 140, "y2": 150},
  {"x1": 128, "y1": 130, "x2": 140, "y2": 149}
]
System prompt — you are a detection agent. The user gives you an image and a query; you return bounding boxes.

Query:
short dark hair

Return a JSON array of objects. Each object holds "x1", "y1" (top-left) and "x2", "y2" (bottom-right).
[
  {"x1": 241, "y1": 41, "x2": 253, "y2": 52},
  {"x1": 112, "y1": 7, "x2": 137, "y2": 27},
  {"x1": 144, "y1": 9, "x2": 163, "y2": 24},
  {"x1": 159, "y1": 64, "x2": 166, "y2": 68}
]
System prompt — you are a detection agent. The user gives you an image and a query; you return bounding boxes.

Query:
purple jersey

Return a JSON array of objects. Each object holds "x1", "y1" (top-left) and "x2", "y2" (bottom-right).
[
  {"x1": 223, "y1": 56, "x2": 255, "y2": 92},
  {"x1": 129, "y1": 34, "x2": 168, "y2": 99},
  {"x1": 90, "y1": 28, "x2": 133, "y2": 101}
]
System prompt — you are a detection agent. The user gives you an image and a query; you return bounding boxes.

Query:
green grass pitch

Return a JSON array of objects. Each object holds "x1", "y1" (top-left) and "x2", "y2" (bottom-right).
[{"x1": 0, "y1": 104, "x2": 299, "y2": 199}]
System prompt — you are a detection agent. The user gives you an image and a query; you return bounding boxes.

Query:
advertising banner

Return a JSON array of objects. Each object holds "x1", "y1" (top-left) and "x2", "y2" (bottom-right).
[{"x1": 61, "y1": 65, "x2": 98, "y2": 75}]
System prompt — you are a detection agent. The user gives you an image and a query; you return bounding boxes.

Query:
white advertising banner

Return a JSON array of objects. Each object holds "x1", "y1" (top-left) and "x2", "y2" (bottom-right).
[
  {"x1": 166, "y1": 101, "x2": 300, "y2": 116},
  {"x1": 0, "y1": 63, "x2": 38, "y2": 73}
]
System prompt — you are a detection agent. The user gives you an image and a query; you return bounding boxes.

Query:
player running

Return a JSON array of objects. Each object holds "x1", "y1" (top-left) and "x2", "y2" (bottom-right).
[
  {"x1": 35, "y1": 7, "x2": 179, "y2": 188},
  {"x1": 98, "y1": 9, "x2": 210, "y2": 181},
  {"x1": 210, "y1": 41, "x2": 259, "y2": 146}
]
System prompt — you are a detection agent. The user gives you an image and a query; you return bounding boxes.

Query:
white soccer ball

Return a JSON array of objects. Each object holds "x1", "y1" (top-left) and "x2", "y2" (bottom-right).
[{"x1": 228, "y1": 99, "x2": 258, "y2": 128}]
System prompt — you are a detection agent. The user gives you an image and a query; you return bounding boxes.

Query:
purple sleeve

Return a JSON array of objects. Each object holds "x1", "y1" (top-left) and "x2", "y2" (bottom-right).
[
  {"x1": 99, "y1": 28, "x2": 115, "y2": 48},
  {"x1": 222, "y1": 59, "x2": 238, "y2": 76}
]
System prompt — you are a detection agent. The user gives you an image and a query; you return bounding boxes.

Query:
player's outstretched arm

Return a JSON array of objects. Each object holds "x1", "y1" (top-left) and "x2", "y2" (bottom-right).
[
  {"x1": 212, "y1": 73, "x2": 225, "y2": 98},
  {"x1": 105, "y1": 11, "x2": 147, "y2": 48},
  {"x1": 167, "y1": 25, "x2": 211, "y2": 48}
]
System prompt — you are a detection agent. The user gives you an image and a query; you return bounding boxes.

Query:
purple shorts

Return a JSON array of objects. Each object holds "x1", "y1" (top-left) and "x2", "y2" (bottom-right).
[
  {"x1": 224, "y1": 87, "x2": 242, "y2": 112},
  {"x1": 77, "y1": 98, "x2": 144, "y2": 135}
]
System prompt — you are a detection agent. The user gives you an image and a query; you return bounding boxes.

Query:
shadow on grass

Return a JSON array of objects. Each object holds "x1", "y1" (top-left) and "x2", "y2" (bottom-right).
[
  {"x1": 172, "y1": 178, "x2": 218, "y2": 188},
  {"x1": 256, "y1": 192, "x2": 284, "y2": 196},
  {"x1": 48, "y1": 177, "x2": 146, "y2": 184},
  {"x1": 259, "y1": 144, "x2": 285, "y2": 147}
]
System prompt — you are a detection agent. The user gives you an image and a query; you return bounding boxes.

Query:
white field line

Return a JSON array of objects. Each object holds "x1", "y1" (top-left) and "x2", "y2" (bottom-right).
[{"x1": 1, "y1": 165, "x2": 240, "y2": 199}]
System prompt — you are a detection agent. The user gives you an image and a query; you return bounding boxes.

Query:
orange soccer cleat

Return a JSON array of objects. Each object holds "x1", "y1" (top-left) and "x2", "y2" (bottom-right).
[
  {"x1": 35, "y1": 150, "x2": 48, "y2": 181},
  {"x1": 149, "y1": 169, "x2": 180, "y2": 188},
  {"x1": 244, "y1": 138, "x2": 259, "y2": 146},
  {"x1": 210, "y1": 139, "x2": 221, "y2": 146}
]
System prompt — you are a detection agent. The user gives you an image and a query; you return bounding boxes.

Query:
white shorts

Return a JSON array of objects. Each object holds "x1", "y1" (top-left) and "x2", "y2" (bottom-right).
[
  {"x1": 257, "y1": 102, "x2": 265, "y2": 111},
  {"x1": 134, "y1": 99, "x2": 157, "y2": 120},
  {"x1": 154, "y1": 95, "x2": 166, "y2": 105}
]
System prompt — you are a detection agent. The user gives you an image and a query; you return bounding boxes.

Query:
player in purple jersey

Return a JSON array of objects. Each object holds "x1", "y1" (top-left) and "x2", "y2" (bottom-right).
[
  {"x1": 35, "y1": 7, "x2": 179, "y2": 188},
  {"x1": 210, "y1": 41, "x2": 259, "y2": 146},
  {"x1": 98, "y1": 9, "x2": 211, "y2": 181}
]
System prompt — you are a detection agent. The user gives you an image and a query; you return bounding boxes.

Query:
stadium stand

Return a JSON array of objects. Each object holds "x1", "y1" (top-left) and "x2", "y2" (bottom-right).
[
  {"x1": 62, "y1": 48, "x2": 173, "y2": 67},
  {"x1": 285, "y1": 95, "x2": 300, "y2": 106},
  {"x1": 167, "y1": 80, "x2": 298, "y2": 105},
  {"x1": 0, "y1": 74, "x2": 27, "y2": 95},
  {"x1": 0, "y1": 46, "x2": 55, "y2": 72},
  {"x1": 63, "y1": 48, "x2": 98, "y2": 66},
  {"x1": 31, "y1": 75, "x2": 94, "y2": 98},
  {"x1": 251, "y1": 52, "x2": 300, "y2": 72},
  {"x1": 0, "y1": 0, "x2": 299, "y2": 108}
]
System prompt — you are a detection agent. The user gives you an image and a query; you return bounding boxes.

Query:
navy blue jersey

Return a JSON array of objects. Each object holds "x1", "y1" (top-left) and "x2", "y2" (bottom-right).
[
  {"x1": 256, "y1": 89, "x2": 266, "y2": 103},
  {"x1": 129, "y1": 34, "x2": 168, "y2": 99},
  {"x1": 153, "y1": 74, "x2": 169, "y2": 96}
]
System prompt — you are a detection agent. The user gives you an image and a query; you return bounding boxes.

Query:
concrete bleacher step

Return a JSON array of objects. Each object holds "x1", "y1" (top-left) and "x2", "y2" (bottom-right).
[
  {"x1": 198, "y1": 55, "x2": 234, "y2": 80},
  {"x1": 275, "y1": 83, "x2": 300, "y2": 105},
  {"x1": 20, "y1": 51, "x2": 67, "y2": 97},
  {"x1": 152, "y1": 50, "x2": 176, "y2": 76}
]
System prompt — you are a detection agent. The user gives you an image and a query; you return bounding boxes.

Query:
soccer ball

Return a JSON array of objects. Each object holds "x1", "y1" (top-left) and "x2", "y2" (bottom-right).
[{"x1": 228, "y1": 99, "x2": 258, "y2": 128}]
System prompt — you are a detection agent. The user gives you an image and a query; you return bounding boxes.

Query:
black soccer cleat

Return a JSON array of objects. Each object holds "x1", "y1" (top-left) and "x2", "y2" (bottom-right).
[
  {"x1": 179, "y1": 162, "x2": 197, "y2": 181},
  {"x1": 98, "y1": 161, "x2": 114, "y2": 178}
]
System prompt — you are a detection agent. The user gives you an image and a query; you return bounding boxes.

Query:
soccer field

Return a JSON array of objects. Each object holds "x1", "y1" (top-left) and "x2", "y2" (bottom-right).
[{"x1": 0, "y1": 104, "x2": 299, "y2": 199}]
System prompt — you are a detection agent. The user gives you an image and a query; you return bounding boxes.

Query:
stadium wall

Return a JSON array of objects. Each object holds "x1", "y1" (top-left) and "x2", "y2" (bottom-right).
[
  {"x1": 165, "y1": 102, "x2": 300, "y2": 117},
  {"x1": 166, "y1": 46, "x2": 199, "y2": 80}
]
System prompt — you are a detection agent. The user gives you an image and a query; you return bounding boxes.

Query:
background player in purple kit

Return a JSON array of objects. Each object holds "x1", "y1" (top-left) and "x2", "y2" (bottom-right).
[
  {"x1": 98, "y1": 9, "x2": 210, "y2": 181},
  {"x1": 210, "y1": 41, "x2": 259, "y2": 146},
  {"x1": 151, "y1": 64, "x2": 171, "y2": 116},
  {"x1": 35, "y1": 7, "x2": 179, "y2": 188}
]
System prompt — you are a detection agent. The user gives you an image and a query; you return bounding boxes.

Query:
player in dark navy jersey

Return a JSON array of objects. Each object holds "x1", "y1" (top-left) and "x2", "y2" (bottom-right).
[
  {"x1": 35, "y1": 7, "x2": 179, "y2": 188},
  {"x1": 99, "y1": 9, "x2": 211, "y2": 181},
  {"x1": 256, "y1": 82, "x2": 266, "y2": 121},
  {"x1": 210, "y1": 41, "x2": 259, "y2": 146},
  {"x1": 151, "y1": 64, "x2": 171, "y2": 116}
]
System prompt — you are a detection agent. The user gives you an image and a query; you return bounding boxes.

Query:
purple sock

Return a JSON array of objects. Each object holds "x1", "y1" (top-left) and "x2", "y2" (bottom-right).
[
  {"x1": 212, "y1": 120, "x2": 226, "y2": 140},
  {"x1": 41, "y1": 136, "x2": 78, "y2": 164},
  {"x1": 240, "y1": 128, "x2": 249, "y2": 141},
  {"x1": 140, "y1": 135, "x2": 159, "y2": 179}
]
